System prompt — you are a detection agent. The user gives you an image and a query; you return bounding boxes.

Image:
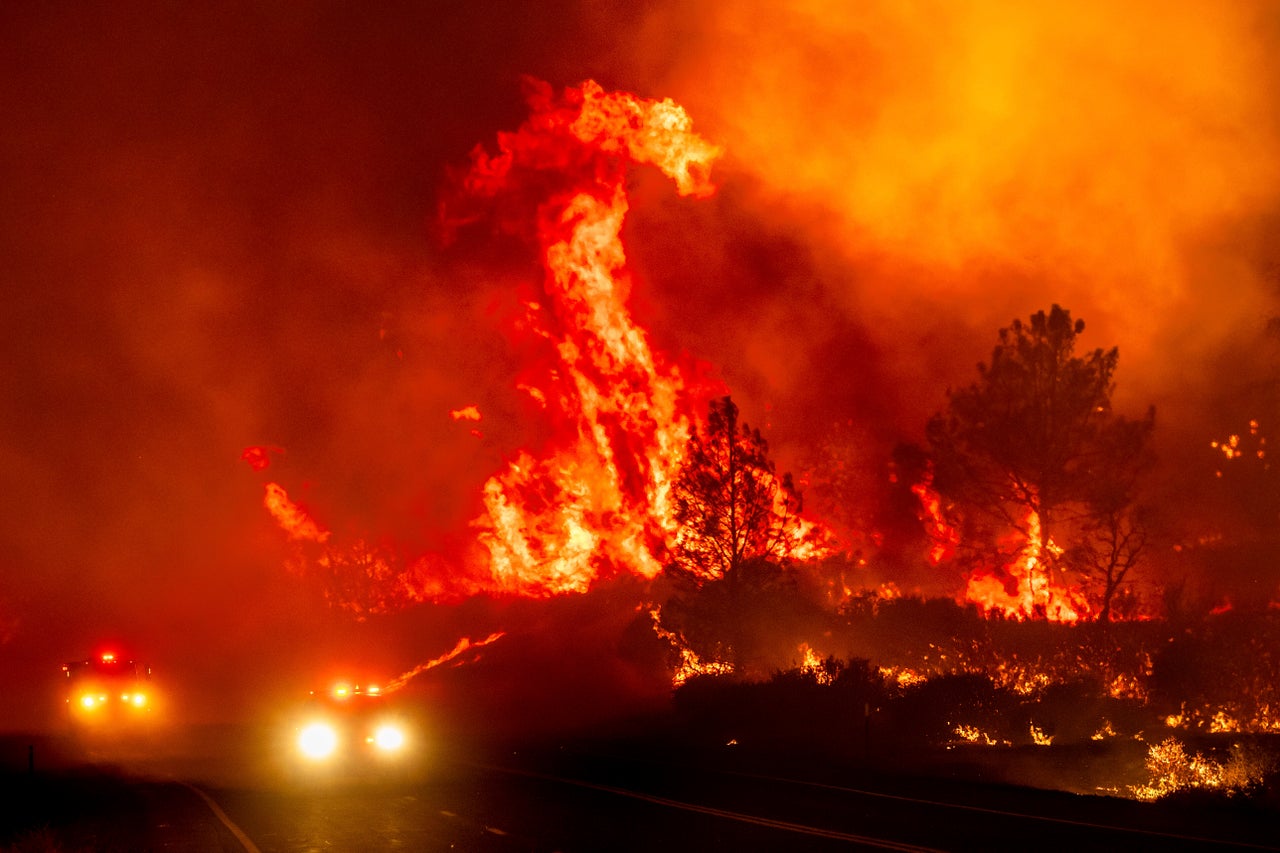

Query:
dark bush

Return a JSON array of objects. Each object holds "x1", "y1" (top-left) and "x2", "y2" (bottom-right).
[{"x1": 671, "y1": 659, "x2": 886, "y2": 758}]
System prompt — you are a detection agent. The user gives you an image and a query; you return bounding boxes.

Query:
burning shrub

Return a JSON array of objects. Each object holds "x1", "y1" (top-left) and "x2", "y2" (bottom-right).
[{"x1": 1131, "y1": 737, "x2": 1277, "y2": 802}]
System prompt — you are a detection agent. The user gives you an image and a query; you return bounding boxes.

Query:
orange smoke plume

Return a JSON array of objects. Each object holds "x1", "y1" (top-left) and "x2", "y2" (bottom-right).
[{"x1": 637, "y1": 1, "x2": 1280, "y2": 419}]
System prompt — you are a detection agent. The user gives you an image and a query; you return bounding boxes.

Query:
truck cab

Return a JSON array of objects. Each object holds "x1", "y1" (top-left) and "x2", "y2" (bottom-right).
[{"x1": 62, "y1": 652, "x2": 153, "y2": 729}]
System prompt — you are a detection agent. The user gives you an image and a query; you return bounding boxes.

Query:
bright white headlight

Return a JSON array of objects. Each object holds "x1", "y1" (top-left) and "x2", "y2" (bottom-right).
[
  {"x1": 298, "y1": 722, "x2": 339, "y2": 759},
  {"x1": 373, "y1": 724, "x2": 405, "y2": 751}
]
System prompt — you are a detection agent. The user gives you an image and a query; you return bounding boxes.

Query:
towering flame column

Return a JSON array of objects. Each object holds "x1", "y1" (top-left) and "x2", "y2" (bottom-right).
[{"x1": 461, "y1": 80, "x2": 722, "y2": 596}]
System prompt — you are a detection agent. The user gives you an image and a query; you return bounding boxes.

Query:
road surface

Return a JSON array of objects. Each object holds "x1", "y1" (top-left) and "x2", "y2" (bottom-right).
[{"x1": 2, "y1": 728, "x2": 1277, "y2": 851}]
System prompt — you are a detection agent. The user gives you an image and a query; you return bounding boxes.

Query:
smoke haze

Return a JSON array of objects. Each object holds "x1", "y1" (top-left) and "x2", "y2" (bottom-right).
[{"x1": 2, "y1": 2, "x2": 1279, "y2": 730}]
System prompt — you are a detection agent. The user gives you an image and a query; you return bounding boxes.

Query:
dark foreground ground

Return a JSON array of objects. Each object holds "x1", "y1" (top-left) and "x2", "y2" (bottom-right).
[{"x1": 2, "y1": 723, "x2": 1279, "y2": 852}]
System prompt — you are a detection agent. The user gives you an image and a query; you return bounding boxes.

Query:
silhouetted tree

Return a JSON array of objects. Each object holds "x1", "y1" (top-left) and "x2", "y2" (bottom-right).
[
  {"x1": 1069, "y1": 494, "x2": 1149, "y2": 622},
  {"x1": 926, "y1": 306, "x2": 1154, "y2": 614},
  {"x1": 664, "y1": 395, "x2": 811, "y2": 674},
  {"x1": 670, "y1": 395, "x2": 805, "y2": 580}
]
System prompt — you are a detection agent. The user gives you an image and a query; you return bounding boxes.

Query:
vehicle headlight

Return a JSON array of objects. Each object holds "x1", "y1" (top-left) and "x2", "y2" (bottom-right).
[
  {"x1": 79, "y1": 694, "x2": 98, "y2": 710},
  {"x1": 298, "y1": 722, "x2": 339, "y2": 759},
  {"x1": 372, "y1": 724, "x2": 405, "y2": 751},
  {"x1": 129, "y1": 692, "x2": 147, "y2": 708}
]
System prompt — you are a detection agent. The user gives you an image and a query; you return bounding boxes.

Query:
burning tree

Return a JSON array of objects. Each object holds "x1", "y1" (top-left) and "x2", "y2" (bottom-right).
[
  {"x1": 926, "y1": 305, "x2": 1154, "y2": 620},
  {"x1": 661, "y1": 396, "x2": 819, "y2": 675}
]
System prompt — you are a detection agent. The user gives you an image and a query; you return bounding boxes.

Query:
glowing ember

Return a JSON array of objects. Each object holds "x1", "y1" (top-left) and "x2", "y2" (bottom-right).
[{"x1": 1210, "y1": 418, "x2": 1267, "y2": 476}]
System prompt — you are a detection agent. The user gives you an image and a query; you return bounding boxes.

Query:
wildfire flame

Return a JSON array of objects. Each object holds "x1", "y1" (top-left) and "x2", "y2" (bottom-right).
[
  {"x1": 461, "y1": 79, "x2": 723, "y2": 596},
  {"x1": 797, "y1": 643, "x2": 834, "y2": 685},
  {"x1": 247, "y1": 80, "x2": 724, "y2": 607},
  {"x1": 911, "y1": 470, "x2": 1090, "y2": 622},
  {"x1": 963, "y1": 510, "x2": 1087, "y2": 623},
  {"x1": 648, "y1": 606, "x2": 732, "y2": 687},
  {"x1": 911, "y1": 466, "x2": 958, "y2": 565},
  {"x1": 382, "y1": 632, "x2": 505, "y2": 694}
]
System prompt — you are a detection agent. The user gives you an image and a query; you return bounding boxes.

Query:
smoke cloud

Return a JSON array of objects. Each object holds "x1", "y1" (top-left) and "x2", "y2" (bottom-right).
[{"x1": 627, "y1": 1, "x2": 1280, "y2": 441}]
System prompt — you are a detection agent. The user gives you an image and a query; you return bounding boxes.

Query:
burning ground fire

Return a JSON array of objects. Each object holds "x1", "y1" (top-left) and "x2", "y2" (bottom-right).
[{"x1": 238, "y1": 80, "x2": 1280, "y2": 803}]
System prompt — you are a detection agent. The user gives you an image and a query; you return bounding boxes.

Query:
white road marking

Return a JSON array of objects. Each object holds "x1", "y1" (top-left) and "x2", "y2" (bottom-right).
[{"x1": 181, "y1": 783, "x2": 262, "y2": 853}]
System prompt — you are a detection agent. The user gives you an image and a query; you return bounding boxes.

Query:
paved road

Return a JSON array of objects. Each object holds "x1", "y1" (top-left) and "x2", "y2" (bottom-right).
[{"x1": 3, "y1": 729, "x2": 1278, "y2": 852}]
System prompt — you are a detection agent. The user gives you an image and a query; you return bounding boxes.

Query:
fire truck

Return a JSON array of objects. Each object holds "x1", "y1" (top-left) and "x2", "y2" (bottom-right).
[
  {"x1": 287, "y1": 683, "x2": 419, "y2": 780},
  {"x1": 62, "y1": 652, "x2": 154, "y2": 728}
]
